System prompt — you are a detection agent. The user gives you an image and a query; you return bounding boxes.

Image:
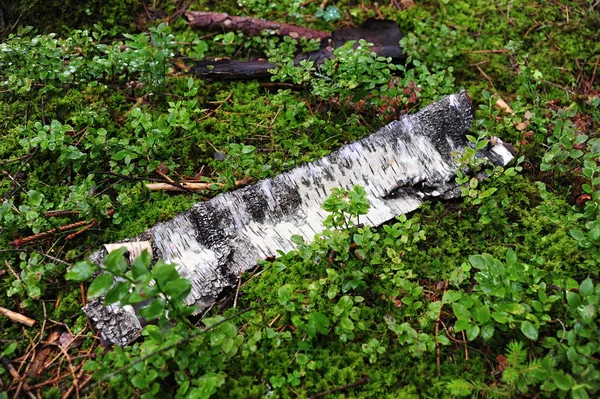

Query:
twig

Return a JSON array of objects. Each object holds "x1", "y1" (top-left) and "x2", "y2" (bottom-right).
[
  {"x1": 233, "y1": 272, "x2": 242, "y2": 309},
  {"x1": 4, "y1": 259, "x2": 21, "y2": 281},
  {"x1": 9, "y1": 220, "x2": 92, "y2": 247},
  {"x1": 0, "y1": 306, "x2": 36, "y2": 327},
  {"x1": 0, "y1": 154, "x2": 30, "y2": 166},
  {"x1": 586, "y1": 54, "x2": 600, "y2": 95},
  {"x1": 461, "y1": 331, "x2": 469, "y2": 361},
  {"x1": 1, "y1": 356, "x2": 36, "y2": 399},
  {"x1": 155, "y1": 169, "x2": 175, "y2": 183},
  {"x1": 65, "y1": 220, "x2": 96, "y2": 241},
  {"x1": 91, "y1": 171, "x2": 195, "y2": 193},
  {"x1": 309, "y1": 376, "x2": 370, "y2": 399},
  {"x1": 476, "y1": 64, "x2": 495, "y2": 89},
  {"x1": 466, "y1": 49, "x2": 510, "y2": 54},
  {"x1": 145, "y1": 177, "x2": 252, "y2": 192},
  {"x1": 199, "y1": 92, "x2": 233, "y2": 121},
  {"x1": 268, "y1": 314, "x2": 281, "y2": 327}
]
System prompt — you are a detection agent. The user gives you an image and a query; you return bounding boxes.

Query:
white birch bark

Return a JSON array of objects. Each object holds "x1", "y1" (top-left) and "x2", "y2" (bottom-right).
[{"x1": 84, "y1": 91, "x2": 514, "y2": 345}]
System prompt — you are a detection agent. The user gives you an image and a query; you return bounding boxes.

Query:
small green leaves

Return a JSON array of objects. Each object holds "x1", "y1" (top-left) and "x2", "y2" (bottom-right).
[
  {"x1": 65, "y1": 260, "x2": 96, "y2": 281},
  {"x1": 580, "y1": 277, "x2": 594, "y2": 297},
  {"x1": 520, "y1": 321, "x2": 538, "y2": 340},
  {"x1": 442, "y1": 290, "x2": 462, "y2": 304},
  {"x1": 552, "y1": 370, "x2": 574, "y2": 391},
  {"x1": 278, "y1": 284, "x2": 292, "y2": 305},
  {"x1": 104, "y1": 247, "x2": 128, "y2": 275},
  {"x1": 87, "y1": 273, "x2": 114, "y2": 298},
  {"x1": 452, "y1": 303, "x2": 470, "y2": 320}
]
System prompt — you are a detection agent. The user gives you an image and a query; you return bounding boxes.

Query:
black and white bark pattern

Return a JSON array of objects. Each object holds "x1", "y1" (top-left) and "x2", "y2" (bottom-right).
[{"x1": 84, "y1": 91, "x2": 514, "y2": 345}]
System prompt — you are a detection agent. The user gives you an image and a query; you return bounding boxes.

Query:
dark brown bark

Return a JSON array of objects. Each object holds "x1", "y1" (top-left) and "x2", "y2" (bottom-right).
[
  {"x1": 184, "y1": 11, "x2": 330, "y2": 40},
  {"x1": 190, "y1": 18, "x2": 406, "y2": 80}
]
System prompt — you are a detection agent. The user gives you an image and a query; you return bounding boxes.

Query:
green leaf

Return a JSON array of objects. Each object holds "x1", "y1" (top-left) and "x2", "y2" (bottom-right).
[
  {"x1": 566, "y1": 291, "x2": 582, "y2": 309},
  {"x1": 65, "y1": 261, "x2": 96, "y2": 281},
  {"x1": 454, "y1": 319, "x2": 469, "y2": 332},
  {"x1": 340, "y1": 317, "x2": 354, "y2": 331},
  {"x1": 481, "y1": 324, "x2": 495, "y2": 340},
  {"x1": 296, "y1": 354, "x2": 308, "y2": 365},
  {"x1": 505, "y1": 248, "x2": 517, "y2": 266},
  {"x1": 472, "y1": 305, "x2": 491, "y2": 323},
  {"x1": 469, "y1": 255, "x2": 486, "y2": 270},
  {"x1": 28, "y1": 190, "x2": 43, "y2": 206},
  {"x1": 152, "y1": 261, "x2": 178, "y2": 284},
  {"x1": 491, "y1": 311, "x2": 510, "y2": 323},
  {"x1": 570, "y1": 229, "x2": 586, "y2": 241},
  {"x1": 139, "y1": 299, "x2": 166, "y2": 321},
  {"x1": 466, "y1": 324, "x2": 480, "y2": 341},
  {"x1": 164, "y1": 278, "x2": 192, "y2": 300},
  {"x1": 520, "y1": 321, "x2": 538, "y2": 340},
  {"x1": 442, "y1": 290, "x2": 462, "y2": 304},
  {"x1": 131, "y1": 375, "x2": 148, "y2": 389},
  {"x1": 579, "y1": 277, "x2": 594, "y2": 297},
  {"x1": 104, "y1": 247, "x2": 128, "y2": 274},
  {"x1": 278, "y1": 284, "x2": 292, "y2": 305},
  {"x1": 88, "y1": 274, "x2": 114, "y2": 298},
  {"x1": 131, "y1": 250, "x2": 151, "y2": 279},
  {"x1": 452, "y1": 303, "x2": 470, "y2": 320},
  {"x1": 1, "y1": 342, "x2": 17, "y2": 356},
  {"x1": 552, "y1": 370, "x2": 573, "y2": 391},
  {"x1": 103, "y1": 281, "x2": 130, "y2": 305},
  {"x1": 572, "y1": 385, "x2": 590, "y2": 399},
  {"x1": 112, "y1": 150, "x2": 129, "y2": 161},
  {"x1": 306, "y1": 312, "x2": 330, "y2": 337}
]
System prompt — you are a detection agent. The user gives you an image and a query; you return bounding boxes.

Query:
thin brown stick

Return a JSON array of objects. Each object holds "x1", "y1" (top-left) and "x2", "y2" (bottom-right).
[
  {"x1": 476, "y1": 64, "x2": 495, "y2": 89},
  {"x1": 145, "y1": 177, "x2": 252, "y2": 192},
  {"x1": 1, "y1": 356, "x2": 36, "y2": 399},
  {"x1": 199, "y1": 92, "x2": 233, "y2": 121},
  {"x1": 466, "y1": 49, "x2": 510, "y2": 54},
  {"x1": 0, "y1": 154, "x2": 31, "y2": 166},
  {"x1": 65, "y1": 220, "x2": 96, "y2": 241},
  {"x1": 185, "y1": 11, "x2": 330, "y2": 40},
  {"x1": 9, "y1": 220, "x2": 91, "y2": 247},
  {"x1": 92, "y1": 171, "x2": 195, "y2": 193},
  {"x1": 461, "y1": 330, "x2": 469, "y2": 361},
  {"x1": 233, "y1": 272, "x2": 242, "y2": 309},
  {"x1": 0, "y1": 306, "x2": 36, "y2": 327},
  {"x1": 156, "y1": 169, "x2": 175, "y2": 183},
  {"x1": 309, "y1": 376, "x2": 370, "y2": 399},
  {"x1": 586, "y1": 54, "x2": 600, "y2": 94},
  {"x1": 4, "y1": 259, "x2": 21, "y2": 281},
  {"x1": 44, "y1": 210, "x2": 80, "y2": 218}
]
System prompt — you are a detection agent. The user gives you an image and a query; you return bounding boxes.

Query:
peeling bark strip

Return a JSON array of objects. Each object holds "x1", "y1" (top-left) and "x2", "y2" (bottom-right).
[
  {"x1": 184, "y1": 11, "x2": 330, "y2": 40},
  {"x1": 84, "y1": 91, "x2": 514, "y2": 345}
]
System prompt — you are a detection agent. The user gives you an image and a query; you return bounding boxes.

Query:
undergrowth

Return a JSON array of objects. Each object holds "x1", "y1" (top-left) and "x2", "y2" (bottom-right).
[{"x1": 1, "y1": 0, "x2": 599, "y2": 398}]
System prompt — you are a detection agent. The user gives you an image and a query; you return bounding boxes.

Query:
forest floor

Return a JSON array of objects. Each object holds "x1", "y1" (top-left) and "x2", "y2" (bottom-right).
[{"x1": 1, "y1": 1, "x2": 600, "y2": 398}]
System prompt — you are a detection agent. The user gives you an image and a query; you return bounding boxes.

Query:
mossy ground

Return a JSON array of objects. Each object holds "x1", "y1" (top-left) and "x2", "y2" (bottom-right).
[{"x1": 1, "y1": 0, "x2": 599, "y2": 398}]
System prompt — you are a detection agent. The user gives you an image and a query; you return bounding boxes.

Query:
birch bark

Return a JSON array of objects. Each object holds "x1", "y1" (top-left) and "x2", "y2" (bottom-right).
[{"x1": 84, "y1": 91, "x2": 514, "y2": 345}]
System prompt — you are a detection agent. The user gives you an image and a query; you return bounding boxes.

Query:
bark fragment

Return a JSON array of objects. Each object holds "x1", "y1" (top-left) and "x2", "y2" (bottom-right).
[
  {"x1": 184, "y1": 11, "x2": 330, "y2": 40},
  {"x1": 84, "y1": 91, "x2": 514, "y2": 345}
]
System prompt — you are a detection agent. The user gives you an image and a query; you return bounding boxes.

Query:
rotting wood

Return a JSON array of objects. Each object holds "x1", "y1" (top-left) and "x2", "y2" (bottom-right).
[
  {"x1": 184, "y1": 11, "x2": 330, "y2": 40},
  {"x1": 190, "y1": 19, "x2": 405, "y2": 80},
  {"x1": 83, "y1": 91, "x2": 515, "y2": 345}
]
